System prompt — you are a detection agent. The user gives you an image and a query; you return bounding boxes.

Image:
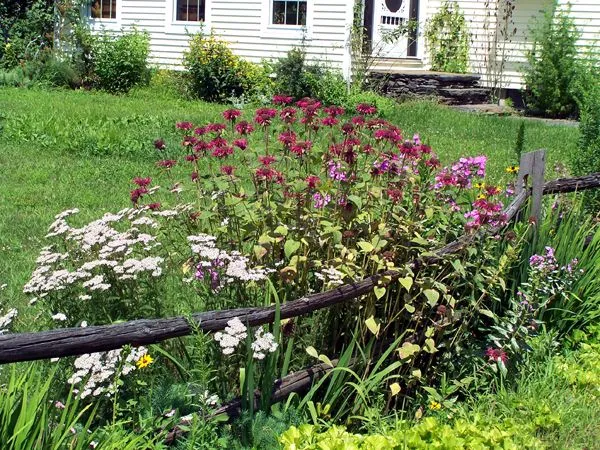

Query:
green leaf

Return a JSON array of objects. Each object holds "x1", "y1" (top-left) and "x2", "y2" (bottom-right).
[
  {"x1": 374, "y1": 286, "x2": 386, "y2": 300},
  {"x1": 318, "y1": 354, "x2": 334, "y2": 367},
  {"x1": 390, "y1": 383, "x2": 401, "y2": 396},
  {"x1": 398, "y1": 342, "x2": 420, "y2": 359},
  {"x1": 306, "y1": 346, "x2": 318, "y2": 359},
  {"x1": 424, "y1": 338, "x2": 438, "y2": 353},
  {"x1": 348, "y1": 195, "x2": 363, "y2": 209},
  {"x1": 274, "y1": 225, "x2": 289, "y2": 236},
  {"x1": 284, "y1": 239, "x2": 301, "y2": 258},
  {"x1": 478, "y1": 308, "x2": 496, "y2": 319},
  {"x1": 399, "y1": 276, "x2": 413, "y2": 292},
  {"x1": 254, "y1": 245, "x2": 268, "y2": 260},
  {"x1": 423, "y1": 289, "x2": 440, "y2": 306},
  {"x1": 365, "y1": 316, "x2": 380, "y2": 337},
  {"x1": 405, "y1": 304, "x2": 416, "y2": 313},
  {"x1": 357, "y1": 241, "x2": 374, "y2": 253}
]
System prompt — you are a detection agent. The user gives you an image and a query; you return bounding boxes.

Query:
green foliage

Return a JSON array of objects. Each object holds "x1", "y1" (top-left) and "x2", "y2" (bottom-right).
[
  {"x1": 280, "y1": 416, "x2": 545, "y2": 449},
  {"x1": 274, "y1": 47, "x2": 348, "y2": 104},
  {"x1": 92, "y1": 28, "x2": 150, "y2": 94},
  {"x1": 425, "y1": 1, "x2": 470, "y2": 74},
  {"x1": 522, "y1": 3, "x2": 581, "y2": 118},
  {"x1": 183, "y1": 31, "x2": 269, "y2": 103},
  {"x1": 513, "y1": 121, "x2": 525, "y2": 163}
]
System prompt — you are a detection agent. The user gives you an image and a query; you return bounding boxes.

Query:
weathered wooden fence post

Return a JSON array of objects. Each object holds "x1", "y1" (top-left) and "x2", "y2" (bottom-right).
[{"x1": 516, "y1": 149, "x2": 546, "y2": 224}]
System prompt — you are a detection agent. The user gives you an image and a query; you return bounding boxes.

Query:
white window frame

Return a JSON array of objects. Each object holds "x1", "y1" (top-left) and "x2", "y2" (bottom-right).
[
  {"x1": 261, "y1": 0, "x2": 313, "y2": 40},
  {"x1": 88, "y1": 0, "x2": 121, "y2": 31},
  {"x1": 166, "y1": 0, "x2": 212, "y2": 35}
]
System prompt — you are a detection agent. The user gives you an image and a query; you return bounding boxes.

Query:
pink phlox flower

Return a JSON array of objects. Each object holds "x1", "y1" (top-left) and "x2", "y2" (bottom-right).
[{"x1": 312, "y1": 192, "x2": 331, "y2": 209}]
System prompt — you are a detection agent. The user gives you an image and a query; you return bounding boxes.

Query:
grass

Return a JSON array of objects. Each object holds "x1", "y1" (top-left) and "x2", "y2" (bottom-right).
[{"x1": 0, "y1": 86, "x2": 580, "y2": 315}]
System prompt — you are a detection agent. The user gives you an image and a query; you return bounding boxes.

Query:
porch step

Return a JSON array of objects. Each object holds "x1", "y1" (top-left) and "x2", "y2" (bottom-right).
[
  {"x1": 368, "y1": 71, "x2": 490, "y2": 105},
  {"x1": 370, "y1": 57, "x2": 425, "y2": 72}
]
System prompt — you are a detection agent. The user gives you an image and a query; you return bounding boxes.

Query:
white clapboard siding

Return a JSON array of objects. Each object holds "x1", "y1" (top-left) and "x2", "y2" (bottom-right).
[
  {"x1": 420, "y1": 0, "x2": 599, "y2": 89},
  {"x1": 91, "y1": 0, "x2": 354, "y2": 76}
]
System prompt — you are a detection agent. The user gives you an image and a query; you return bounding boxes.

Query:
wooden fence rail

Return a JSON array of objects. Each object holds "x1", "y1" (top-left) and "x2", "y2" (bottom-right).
[{"x1": 1, "y1": 165, "x2": 599, "y2": 365}]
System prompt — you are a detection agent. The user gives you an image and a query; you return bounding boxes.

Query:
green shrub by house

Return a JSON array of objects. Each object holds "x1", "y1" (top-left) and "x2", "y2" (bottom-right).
[
  {"x1": 522, "y1": 3, "x2": 581, "y2": 118},
  {"x1": 92, "y1": 28, "x2": 150, "y2": 94}
]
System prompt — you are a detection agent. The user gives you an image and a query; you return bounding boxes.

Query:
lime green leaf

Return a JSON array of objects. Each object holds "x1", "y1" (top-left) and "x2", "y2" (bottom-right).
[
  {"x1": 306, "y1": 346, "x2": 318, "y2": 359},
  {"x1": 374, "y1": 286, "x2": 386, "y2": 299},
  {"x1": 399, "y1": 276, "x2": 413, "y2": 292},
  {"x1": 357, "y1": 241, "x2": 374, "y2": 253},
  {"x1": 284, "y1": 239, "x2": 301, "y2": 258},
  {"x1": 398, "y1": 342, "x2": 420, "y2": 359},
  {"x1": 390, "y1": 383, "x2": 401, "y2": 396},
  {"x1": 274, "y1": 225, "x2": 289, "y2": 236},
  {"x1": 365, "y1": 316, "x2": 380, "y2": 337},
  {"x1": 405, "y1": 304, "x2": 416, "y2": 313},
  {"x1": 424, "y1": 338, "x2": 438, "y2": 353},
  {"x1": 423, "y1": 289, "x2": 439, "y2": 306},
  {"x1": 318, "y1": 354, "x2": 334, "y2": 367}
]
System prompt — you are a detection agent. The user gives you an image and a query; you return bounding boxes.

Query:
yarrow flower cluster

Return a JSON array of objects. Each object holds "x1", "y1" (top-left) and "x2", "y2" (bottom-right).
[
  {"x1": 314, "y1": 266, "x2": 345, "y2": 287},
  {"x1": 251, "y1": 327, "x2": 278, "y2": 360},
  {"x1": 0, "y1": 308, "x2": 17, "y2": 335},
  {"x1": 214, "y1": 317, "x2": 247, "y2": 355},
  {"x1": 67, "y1": 346, "x2": 148, "y2": 399},
  {"x1": 188, "y1": 235, "x2": 272, "y2": 291}
]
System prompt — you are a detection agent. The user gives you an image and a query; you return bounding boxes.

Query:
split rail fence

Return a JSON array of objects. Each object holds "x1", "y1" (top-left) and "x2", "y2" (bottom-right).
[{"x1": 1, "y1": 150, "x2": 599, "y2": 437}]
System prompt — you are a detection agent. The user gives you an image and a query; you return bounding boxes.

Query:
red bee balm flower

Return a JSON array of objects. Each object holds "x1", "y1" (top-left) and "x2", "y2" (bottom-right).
[
  {"x1": 157, "y1": 160, "x2": 177, "y2": 169},
  {"x1": 485, "y1": 347, "x2": 508, "y2": 363},
  {"x1": 272, "y1": 94, "x2": 293, "y2": 105},
  {"x1": 220, "y1": 165, "x2": 236, "y2": 176},
  {"x1": 176, "y1": 121, "x2": 194, "y2": 130},
  {"x1": 153, "y1": 138, "x2": 166, "y2": 150},
  {"x1": 233, "y1": 138, "x2": 248, "y2": 150},
  {"x1": 222, "y1": 109, "x2": 242, "y2": 122},
  {"x1": 147, "y1": 202, "x2": 161, "y2": 211},
  {"x1": 258, "y1": 155, "x2": 276, "y2": 166},
  {"x1": 133, "y1": 177, "x2": 151, "y2": 187},
  {"x1": 235, "y1": 121, "x2": 254, "y2": 135},
  {"x1": 279, "y1": 107, "x2": 297, "y2": 124},
  {"x1": 356, "y1": 103, "x2": 377, "y2": 115},
  {"x1": 254, "y1": 108, "x2": 277, "y2": 126},
  {"x1": 207, "y1": 123, "x2": 226, "y2": 134},
  {"x1": 305, "y1": 175, "x2": 320, "y2": 189}
]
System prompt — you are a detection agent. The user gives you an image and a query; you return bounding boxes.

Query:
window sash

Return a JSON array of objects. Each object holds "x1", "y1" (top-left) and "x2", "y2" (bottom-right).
[
  {"x1": 176, "y1": 0, "x2": 206, "y2": 22},
  {"x1": 272, "y1": 0, "x2": 307, "y2": 26},
  {"x1": 91, "y1": 0, "x2": 116, "y2": 19}
]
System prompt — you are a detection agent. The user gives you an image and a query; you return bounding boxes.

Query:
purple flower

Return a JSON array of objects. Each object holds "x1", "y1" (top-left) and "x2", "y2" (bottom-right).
[{"x1": 313, "y1": 192, "x2": 331, "y2": 209}]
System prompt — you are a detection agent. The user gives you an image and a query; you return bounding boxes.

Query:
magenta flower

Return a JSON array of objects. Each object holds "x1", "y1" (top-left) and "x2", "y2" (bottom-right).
[
  {"x1": 182, "y1": 135, "x2": 198, "y2": 147},
  {"x1": 147, "y1": 202, "x2": 161, "y2": 211},
  {"x1": 153, "y1": 138, "x2": 166, "y2": 150},
  {"x1": 280, "y1": 107, "x2": 297, "y2": 124},
  {"x1": 209, "y1": 137, "x2": 228, "y2": 149},
  {"x1": 278, "y1": 130, "x2": 297, "y2": 148},
  {"x1": 341, "y1": 122, "x2": 355, "y2": 135},
  {"x1": 207, "y1": 123, "x2": 227, "y2": 134},
  {"x1": 258, "y1": 155, "x2": 276, "y2": 166},
  {"x1": 194, "y1": 126, "x2": 207, "y2": 136},
  {"x1": 254, "y1": 108, "x2": 277, "y2": 126},
  {"x1": 130, "y1": 188, "x2": 147, "y2": 204},
  {"x1": 157, "y1": 160, "x2": 177, "y2": 170},
  {"x1": 324, "y1": 105, "x2": 345, "y2": 117},
  {"x1": 327, "y1": 160, "x2": 347, "y2": 181},
  {"x1": 133, "y1": 177, "x2": 152, "y2": 187},
  {"x1": 485, "y1": 347, "x2": 508, "y2": 364},
  {"x1": 222, "y1": 109, "x2": 242, "y2": 122},
  {"x1": 191, "y1": 171, "x2": 198, "y2": 182},
  {"x1": 220, "y1": 165, "x2": 236, "y2": 176},
  {"x1": 185, "y1": 154, "x2": 199, "y2": 162},
  {"x1": 305, "y1": 175, "x2": 320, "y2": 189},
  {"x1": 290, "y1": 140, "x2": 312, "y2": 157},
  {"x1": 233, "y1": 138, "x2": 248, "y2": 150},
  {"x1": 312, "y1": 192, "x2": 331, "y2": 209},
  {"x1": 176, "y1": 121, "x2": 194, "y2": 130},
  {"x1": 211, "y1": 146, "x2": 234, "y2": 158},
  {"x1": 273, "y1": 94, "x2": 293, "y2": 105},
  {"x1": 235, "y1": 120, "x2": 254, "y2": 135},
  {"x1": 356, "y1": 103, "x2": 377, "y2": 115},
  {"x1": 322, "y1": 116, "x2": 339, "y2": 127}
]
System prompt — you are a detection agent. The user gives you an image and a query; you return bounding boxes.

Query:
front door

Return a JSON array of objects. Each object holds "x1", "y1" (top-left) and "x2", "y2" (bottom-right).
[{"x1": 371, "y1": 0, "x2": 418, "y2": 58}]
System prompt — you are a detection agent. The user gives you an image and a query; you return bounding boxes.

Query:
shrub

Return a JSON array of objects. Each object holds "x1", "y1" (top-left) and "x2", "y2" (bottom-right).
[
  {"x1": 92, "y1": 28, "x2": 150, "y2": 93},
  {"x1": 183, "y1": 32, "x2": 265, "y2": 102},
  {"x1": 522, "y1": 3, "x2": 581, "y2": 118},
  {"x1": 274, "y1": 47, "x2": 348, "y2": 104},
  {"x1": 425, "y1": 1, "x2": 470, "y2": 74}
]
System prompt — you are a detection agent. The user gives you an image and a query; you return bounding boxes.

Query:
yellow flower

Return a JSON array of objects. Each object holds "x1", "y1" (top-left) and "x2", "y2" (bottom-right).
[
  {"x1": 474, "y1": 182, "x2": 486, "y2": 190},
  {"x1": 429, "y1": 401, "x2": 442, "y2": 411},
  {"x1": 136, "y1": 354, "x2": 153, "y2": 369},
  {"x1": 505, "y1": 165, "x2": 519, "y2": 174},
  {"x1": 476, "y1": 193, "x2": 487, "y2": 201}
]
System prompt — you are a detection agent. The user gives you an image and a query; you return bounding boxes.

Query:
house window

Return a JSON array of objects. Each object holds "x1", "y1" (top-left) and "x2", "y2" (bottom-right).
[
  {"x1": 272, "y1": 0, "x2": 307, "y2": 26},
  {"x1": 91, "y1": 0, "x2": 116, "y2": 19},
  {"x1": 176, "y1": 0, "x2": 206, "y2": 22}
]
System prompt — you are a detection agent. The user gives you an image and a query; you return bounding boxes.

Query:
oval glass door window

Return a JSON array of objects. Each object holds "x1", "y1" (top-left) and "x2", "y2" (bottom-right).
[{"x1": 385, "y1": 0, "x2": 402, "y2": 13}]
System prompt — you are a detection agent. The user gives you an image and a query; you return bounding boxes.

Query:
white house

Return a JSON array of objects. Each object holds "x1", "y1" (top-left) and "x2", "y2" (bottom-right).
[{"x1": 87, "y1": 0, "x2": 599, "y2": 90}]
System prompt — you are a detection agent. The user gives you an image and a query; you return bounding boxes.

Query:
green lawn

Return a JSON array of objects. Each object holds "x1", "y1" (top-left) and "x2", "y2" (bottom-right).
[{"x1": 0, "y1": 87, "x2": 580, "y2": 312}]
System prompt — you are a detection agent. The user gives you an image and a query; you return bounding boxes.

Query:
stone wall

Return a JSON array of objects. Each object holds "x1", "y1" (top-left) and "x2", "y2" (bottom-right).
[{"x1": 369, "y1": 72, "x2": 490, "y2": 105}]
